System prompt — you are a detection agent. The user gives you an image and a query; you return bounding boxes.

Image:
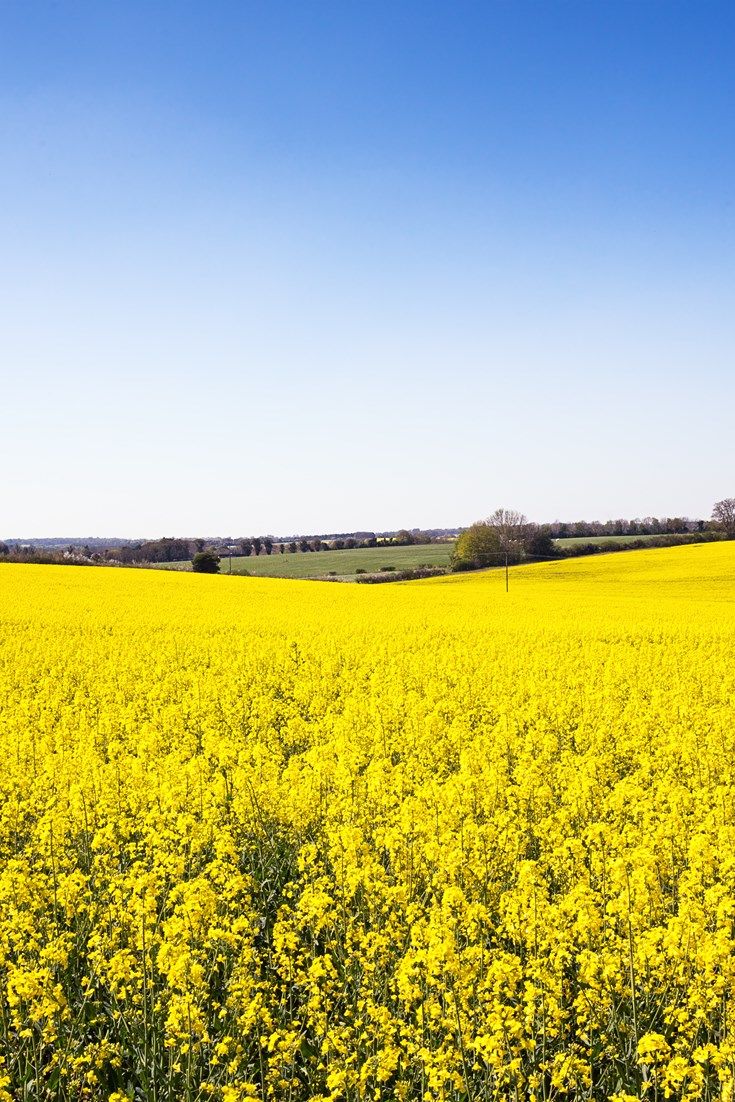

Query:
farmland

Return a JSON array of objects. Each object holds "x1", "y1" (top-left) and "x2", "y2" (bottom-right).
[
  {"x1": 1, "y1": 543, "x2": 735, "y2": 1101},
  {"x1": 155, "y1": 535, "x2": 707, "y2": 581},
  {"x1": 160, "y1": 541, "x2": 454, "y2": 578}
]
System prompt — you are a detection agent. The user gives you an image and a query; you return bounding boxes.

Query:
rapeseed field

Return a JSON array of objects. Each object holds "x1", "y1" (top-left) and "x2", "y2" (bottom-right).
[{"x1": 1, "y1": 543, "x2": 734, "y2": 1102}]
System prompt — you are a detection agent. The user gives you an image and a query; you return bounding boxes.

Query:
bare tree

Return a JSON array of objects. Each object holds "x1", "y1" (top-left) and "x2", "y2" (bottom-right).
[
  {"x1": 485, "y1": 507, "x2": 529, "y2": 552},
  {"x1": 712, "y1": 498, "x2": 735, "y2": 536}
]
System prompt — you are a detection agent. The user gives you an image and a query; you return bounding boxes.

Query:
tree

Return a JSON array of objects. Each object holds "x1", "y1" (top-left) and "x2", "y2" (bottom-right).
[
  {"x1": 486, "y1": 507, "x2": 529, "y2": 552},
  {"x1": 289, "y1": 541, "x2": 298, "y2": 554},
  {"x1": 450, "y1": 523, "x2": 502, "y2": 570},
  {"x1": 263, "y1": 538, "x2": 273, "y2": 555},
  {"x1": 526, "y1": 531, "x2": 557, "y2": 559},
  {"x1": 252, "y1": 537, "x2": 262, "y2": 556},
  {"x1": 191, "y1": 550, "x2": 220, "y2": 574},
  {"x1": 239, "y1": 539, "x2": 252, "y2": 557},
  {"x1": 394, "y1": 529, "x2": 414, "y2": 545},
  {"x1": 713, "y1": 498, "x2": 735, "y2": 536}
]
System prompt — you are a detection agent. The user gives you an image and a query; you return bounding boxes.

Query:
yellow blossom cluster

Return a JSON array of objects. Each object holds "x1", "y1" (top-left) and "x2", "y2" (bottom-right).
[{"x1": 0, "y1": 543, "x2": 734, "y2": 1101}]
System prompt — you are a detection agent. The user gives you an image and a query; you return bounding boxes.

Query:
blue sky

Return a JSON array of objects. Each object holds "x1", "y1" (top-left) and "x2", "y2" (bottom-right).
[{"x1": 2, "y1": 1, "x2": 733, "y2": 536}]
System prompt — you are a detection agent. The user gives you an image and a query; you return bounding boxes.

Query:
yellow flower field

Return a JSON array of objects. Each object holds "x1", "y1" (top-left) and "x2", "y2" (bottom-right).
[{"x1": 1, "y1": 543, "x2": 734, "y2": 1102}]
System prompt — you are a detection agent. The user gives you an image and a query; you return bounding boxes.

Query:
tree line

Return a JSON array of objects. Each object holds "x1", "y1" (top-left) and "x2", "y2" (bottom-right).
[
  {"x1": 451, "y1": 500, "x2": 735, "y2": 572},
  {"x1": 0, "y1": 531, "x2": 439, "y2": 567},
  {"x1": 2, "y1": 501, "x2": 733, "y2": 571},
  {"x1": 101, "y1": 530, "x2": 441, "y2": 564},
  {"x1": 541, "y1": 516, "x2": 708, "y2": 538}
]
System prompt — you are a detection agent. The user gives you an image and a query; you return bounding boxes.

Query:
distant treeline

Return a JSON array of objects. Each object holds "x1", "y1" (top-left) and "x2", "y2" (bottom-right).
[
  {"x1": 0, "y1": 546, "x2": 98, "y2": 567},
  {"x1": 0, "y1": 530, "x2": 445, "y2": 566},
  {"x1": 108, "y1": 530, "x2": 443, "y2": 564},
  {"x1": 112, "y1": 538, "x2": 202, "y2": 564},
  {"x1": 544, "y1": 516, "x2": 706, "y2": 537},
  {"x1": 0, "y1": 536, "x2": 139, "y2": 551},
  {"x1": 1, "y1": 517, "x2": 728, "y2": 571},
  {"x1": 557, "y1": 529, "x2": 725, "y2": 557},
  {"x1": 0, "y1": 537, "x2": 198, "y2": 566}
]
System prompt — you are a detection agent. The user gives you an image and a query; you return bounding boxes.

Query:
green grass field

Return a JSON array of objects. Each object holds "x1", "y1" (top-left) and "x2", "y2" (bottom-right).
[{"x1": 159, "y1": 542, "x2": 455, "y2": 579}]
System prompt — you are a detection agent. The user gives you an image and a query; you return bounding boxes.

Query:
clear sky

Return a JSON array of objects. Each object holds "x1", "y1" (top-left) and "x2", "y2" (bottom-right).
[{"x1": 2, "y1": 1, "x2": 733, "y2": 537}]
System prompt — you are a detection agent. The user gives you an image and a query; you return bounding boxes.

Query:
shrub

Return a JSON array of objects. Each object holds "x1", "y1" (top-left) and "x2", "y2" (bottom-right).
[
  {"x1": 191, "y1": 550, "x2": 221, "y2": 574},
  {"x1": 356, "y1": 566, "x2": 446, "y2": 584}
]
